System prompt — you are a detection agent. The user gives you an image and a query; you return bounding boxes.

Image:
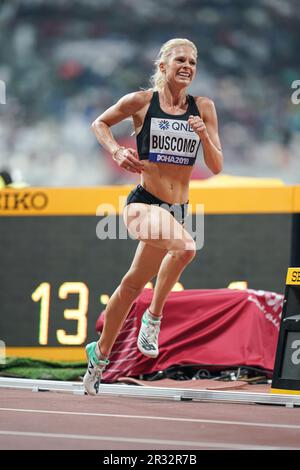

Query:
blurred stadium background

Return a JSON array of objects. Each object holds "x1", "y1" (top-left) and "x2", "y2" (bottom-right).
[{"x1": 0, "y1": 0, "x2": 300, "y2": 186}]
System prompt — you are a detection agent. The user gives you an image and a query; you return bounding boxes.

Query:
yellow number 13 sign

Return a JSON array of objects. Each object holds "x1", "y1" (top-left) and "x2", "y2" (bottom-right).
[{"x1": 31, "y1": 282, "x2": 89, "y2": 345}]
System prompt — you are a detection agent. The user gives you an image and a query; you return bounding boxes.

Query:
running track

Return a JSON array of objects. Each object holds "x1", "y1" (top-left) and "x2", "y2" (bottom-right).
[{"x1": 1, "y1": 388, "x2": 300, "y2": 450}]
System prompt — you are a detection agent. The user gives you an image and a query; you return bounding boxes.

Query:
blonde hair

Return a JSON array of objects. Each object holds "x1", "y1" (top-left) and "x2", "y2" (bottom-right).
[{"x1": 150, "y1": 38, "x2": 198, "y2": 91}]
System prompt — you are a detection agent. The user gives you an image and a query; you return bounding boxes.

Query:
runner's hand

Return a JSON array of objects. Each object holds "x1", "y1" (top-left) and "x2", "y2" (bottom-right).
[
  {"x1": 112, "y1": 147, "x2": 144, "y2": 174},
  {"x1": 188, "y1": 115, "x2": 208, "y2": 138}
]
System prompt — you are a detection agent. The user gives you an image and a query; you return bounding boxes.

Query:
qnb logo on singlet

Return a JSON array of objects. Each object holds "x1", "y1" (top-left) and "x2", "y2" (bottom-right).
[
  {"x1": 149, "y1": 117, "x2": 200, "y2": 166},
  {"x1": 158, "y1": 120, "x2": 170, "y2": 131}
]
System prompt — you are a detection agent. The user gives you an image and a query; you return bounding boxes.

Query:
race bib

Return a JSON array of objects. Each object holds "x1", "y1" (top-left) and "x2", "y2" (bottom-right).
[{"x1": 149, "y1": 118, "x2": 200, "y2": 166}]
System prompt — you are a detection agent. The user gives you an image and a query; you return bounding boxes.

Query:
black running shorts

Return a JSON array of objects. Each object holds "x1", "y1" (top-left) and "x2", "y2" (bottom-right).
[{"x1": 125, "y1": 184, "x2": 188, "y2": 225}]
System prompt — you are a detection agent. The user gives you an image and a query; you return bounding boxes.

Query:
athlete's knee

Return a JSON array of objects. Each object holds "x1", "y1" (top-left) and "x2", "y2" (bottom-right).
[
  {"x1": 184, "y1": 237, "x2": 196, "y2": 255},
  {"x1": 180, "y1": 247, "x2": 196, "y2": 265},
  {"x1": 169, "y1": 240, "x2": 196, "y2": 265}
]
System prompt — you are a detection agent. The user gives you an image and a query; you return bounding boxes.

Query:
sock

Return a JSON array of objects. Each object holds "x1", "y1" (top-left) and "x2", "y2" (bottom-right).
[{"x1": 147, "y1": 309, "x2": 162, "y2": 322}]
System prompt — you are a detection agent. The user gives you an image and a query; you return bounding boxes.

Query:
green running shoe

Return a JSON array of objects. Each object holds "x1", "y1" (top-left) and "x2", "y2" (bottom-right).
[
  {"x1": 83, "y1": 341, "x2": 109, "y2": 396},
  {"x1": 137, "y1": 309, "x2": 161, "y2": 358}
]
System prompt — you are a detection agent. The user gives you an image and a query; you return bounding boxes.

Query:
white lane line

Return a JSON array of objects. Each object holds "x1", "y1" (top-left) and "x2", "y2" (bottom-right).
[
  {"x1": 0, "y1": 430, "x2": 297, "y2": 450},
  {"x1": 0, "y1": 407, "x2": 300, "y2": 430}
]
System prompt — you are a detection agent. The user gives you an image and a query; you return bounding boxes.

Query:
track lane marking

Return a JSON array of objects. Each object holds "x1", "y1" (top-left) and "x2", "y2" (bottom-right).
[
  {"x1": 0, "y1": 407, "x2": 300, "y2": 430},
  {"x1": 0, "y1": 430, "x2": 298, "y2": 450}
]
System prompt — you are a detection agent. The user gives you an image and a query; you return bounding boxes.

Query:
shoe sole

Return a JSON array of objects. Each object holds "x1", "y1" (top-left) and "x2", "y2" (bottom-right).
[{"x1": 137, "y1": 341, "x2": 159, "y2": 358}]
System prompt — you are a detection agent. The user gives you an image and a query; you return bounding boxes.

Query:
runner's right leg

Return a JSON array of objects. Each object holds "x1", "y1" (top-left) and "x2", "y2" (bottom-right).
[{"x1": 83, "y1": 238, "x2": 167, "y2": 395}]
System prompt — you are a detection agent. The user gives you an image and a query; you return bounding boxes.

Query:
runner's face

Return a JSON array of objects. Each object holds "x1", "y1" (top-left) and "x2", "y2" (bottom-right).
[{"x1": 162, "y1": 46, "x2": 197, "y2": 87}]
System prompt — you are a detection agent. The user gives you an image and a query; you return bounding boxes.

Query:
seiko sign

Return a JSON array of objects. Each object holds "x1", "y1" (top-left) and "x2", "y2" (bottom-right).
[{"x1": 0, "y1": 192, "x2": 48, "y2": 210}]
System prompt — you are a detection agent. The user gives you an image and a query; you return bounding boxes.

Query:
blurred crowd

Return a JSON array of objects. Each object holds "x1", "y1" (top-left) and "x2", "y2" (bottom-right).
[{"x1": 0, "y1": 0, "x2": 300, "y2": 186}]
